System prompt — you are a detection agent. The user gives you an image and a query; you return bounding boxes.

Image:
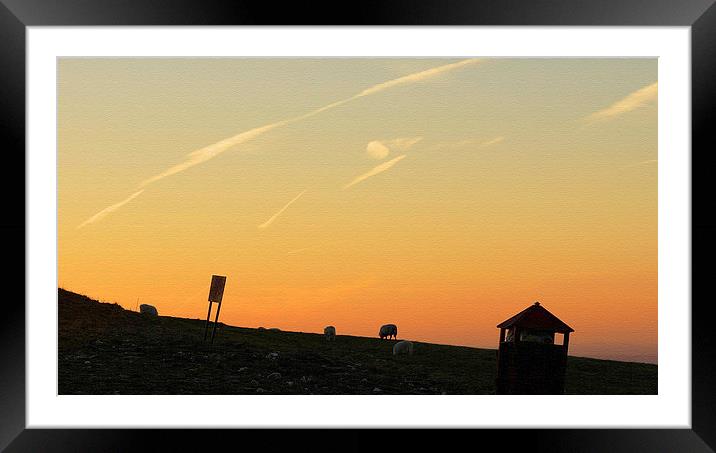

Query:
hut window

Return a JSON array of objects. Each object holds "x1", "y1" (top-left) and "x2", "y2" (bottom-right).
[
  {"x1": 505, "y1": 328, "x2": 515, "y2": 342},
  {"x1": 519, "y1": 330, "x2": 555, "y2": 344},
  {"x1": 554, "y1": 333, "x2": 565, "y2": 345}
]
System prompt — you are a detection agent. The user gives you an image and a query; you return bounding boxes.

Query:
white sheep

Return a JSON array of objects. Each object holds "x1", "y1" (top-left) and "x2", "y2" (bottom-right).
[
  {"x1": 393, "y1": 340, "x2": 414, "y2": 356},
  {"x1": 324, "y1": 325, "x2": 336, "y2": 341},
  {"x1": 379, "y1": 324, "x2": 398, "y2": 340},
  {"x1": 139, "y1": 304, "x2": 158, "y2": 316}
]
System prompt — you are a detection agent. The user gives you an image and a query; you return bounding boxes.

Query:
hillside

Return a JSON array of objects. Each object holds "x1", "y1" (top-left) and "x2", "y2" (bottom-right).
[{"x1": 58, "y1": 289, "x2": 657, "y2": 395}]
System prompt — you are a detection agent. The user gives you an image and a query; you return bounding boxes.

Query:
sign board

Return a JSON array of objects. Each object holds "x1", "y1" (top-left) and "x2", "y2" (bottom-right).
[{"x1": 208, "y1": 275, "x2": 227, "y2": 303}]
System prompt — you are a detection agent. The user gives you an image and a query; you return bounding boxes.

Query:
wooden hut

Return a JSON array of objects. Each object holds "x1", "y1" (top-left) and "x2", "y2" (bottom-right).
[{"x1": 496, "y1": 301, "x2": 574, "y2": 394}]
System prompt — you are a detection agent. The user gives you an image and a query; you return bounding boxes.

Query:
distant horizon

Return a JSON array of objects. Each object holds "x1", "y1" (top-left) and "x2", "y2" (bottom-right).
[
  {"x1": 58, "y1": 58, "x2": 657, "y2": 364},
  {"x1": 57, "y1": 286, "x2": 657, "y2": 365}
]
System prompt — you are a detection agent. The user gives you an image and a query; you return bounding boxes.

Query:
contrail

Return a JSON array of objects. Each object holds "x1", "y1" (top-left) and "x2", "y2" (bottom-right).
[
  {"x1": 139, "y1": 123, "x2": 281, "y2": 188},
  {"x1": 584, "y1": 82, "x2": 657, "y2": 124},
  {"x1": 79, "y1": 59, "x2": 482, "y2": 228},
  {"x1": 258, "y1": 190, "x2": 307, "y2": 229},
  {"x1": 343, "y1": 155, "x2": 407, "y2": 190},
  {"x1": 356, "y1": 59, "x2": 481, "y2": 97},
  {"x1": 77, "y1": 190, "x2": 144, "y2": 229}
]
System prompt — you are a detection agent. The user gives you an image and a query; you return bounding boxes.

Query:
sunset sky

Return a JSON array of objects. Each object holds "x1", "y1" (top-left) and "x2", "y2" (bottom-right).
[{"x1": 58, "y1": 58, "x2": 657, "y2": 363}]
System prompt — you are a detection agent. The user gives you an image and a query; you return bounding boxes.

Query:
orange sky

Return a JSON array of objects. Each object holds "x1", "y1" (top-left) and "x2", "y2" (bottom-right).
[{"x1": 58, "y1": 58, "x2": 657, "y2": 363}]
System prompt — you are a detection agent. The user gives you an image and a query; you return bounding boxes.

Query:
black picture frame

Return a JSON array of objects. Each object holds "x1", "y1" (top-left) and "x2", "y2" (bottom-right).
[{"x1": 2, "y1": 0, "x2": 714, "y2": 451}]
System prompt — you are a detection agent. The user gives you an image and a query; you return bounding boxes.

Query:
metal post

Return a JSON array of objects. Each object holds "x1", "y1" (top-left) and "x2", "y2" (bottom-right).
[
  {"x1": 204, "y1": 301, "x2": 213, "y2": 341},
  {"x1": 210, "y1": 300, "x2": 223, "y2": 344}
]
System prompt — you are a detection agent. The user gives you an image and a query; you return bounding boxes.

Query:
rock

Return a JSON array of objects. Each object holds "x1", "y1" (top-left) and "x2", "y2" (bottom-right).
[
  {"x1": 361, "y1": 378, "x2": 368, "y2": 383},
  {"x1": 139, "y1": 304, "x2": 158, "y2": 316},
  {"x1": 373, "y1": 387, "x2": 382, "y2": 393},
  {"x1": 237, "y1": 367, "x2": 248, "y2": 373},
  {"x1": 256, "y1": 388, "x2": 265, "y2": 393},
  {"x1": 267, "y1": 372, "x2": 282, "y2": 380},
  {"x1": 266, "y1": 352, "x2": 279, "y2": 360},
  {"x1": 287, "y1": 381, "x2": 294, "y2": 387},
  {"x1": 251, "y1": 379, "x2": 259, "y2": 386}
]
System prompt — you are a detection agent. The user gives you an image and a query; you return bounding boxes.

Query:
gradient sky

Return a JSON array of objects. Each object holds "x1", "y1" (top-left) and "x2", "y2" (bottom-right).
[{"x1": 58, "y1": 58, "x2": 657, "y2": 363}]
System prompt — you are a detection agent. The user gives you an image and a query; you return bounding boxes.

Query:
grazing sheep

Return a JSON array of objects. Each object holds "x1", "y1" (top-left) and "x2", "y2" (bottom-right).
[
  {"x1": 379, "y1": 324, "x2": 398, "y2": 340},
  {"x1": 324, "y1": 325, "x2": 336, "y2": 341},
  {"x1": 393, "y1": 340, "x2": 414, "y2": 356},
  {"x1": 139, "y1": 304, "x2": 158, "y2": 316}
]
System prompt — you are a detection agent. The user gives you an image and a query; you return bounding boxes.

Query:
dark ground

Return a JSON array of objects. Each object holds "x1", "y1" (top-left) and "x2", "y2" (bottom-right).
[{"x1": 58, "y1": 288, "x2": 657, "y2": 395}]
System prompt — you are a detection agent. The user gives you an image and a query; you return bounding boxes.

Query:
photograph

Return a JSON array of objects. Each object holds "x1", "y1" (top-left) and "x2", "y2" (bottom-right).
[{"x1": 57, "y1": 57, "x2": 658, "y2": 396}]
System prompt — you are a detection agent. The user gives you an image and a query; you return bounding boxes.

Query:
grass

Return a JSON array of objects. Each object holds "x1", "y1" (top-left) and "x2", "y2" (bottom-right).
[{"x1": 58, "y1": 288, "x2": 657, "y2": 395}]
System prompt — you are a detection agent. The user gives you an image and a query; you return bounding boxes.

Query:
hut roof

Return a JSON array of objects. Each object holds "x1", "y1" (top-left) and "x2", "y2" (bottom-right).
[{"x1": 497, "y1": 302, "x2": 574, "y2": 333}]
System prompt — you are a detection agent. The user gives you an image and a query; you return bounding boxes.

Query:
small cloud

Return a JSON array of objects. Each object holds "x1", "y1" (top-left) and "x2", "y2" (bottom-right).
[
  {"x1": 366, "y1": 141, "x2": 390, "y2": 159},
  {"x1": 365, "y1": 137, "x2": 422, "y2": 159},
  {"x1": 343, "y1": 154, "x2": 407, "y2": 190},
  {"x1": 585, "y1": 82, "x2": 658, "y2": 124},
  {"x1": 258, "y1": 190, "x2": 306, "y2": 229}
]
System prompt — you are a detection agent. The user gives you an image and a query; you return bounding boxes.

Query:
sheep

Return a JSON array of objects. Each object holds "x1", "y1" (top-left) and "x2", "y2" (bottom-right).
[
  {"x1": 393, "y1": 340, "x2": 414, "y2": 356},
  {"x1": 379, "y1": 324, "x2": 398, "y2": 340},
  {"x1": 324, "y1": 325, "x2": 336, "y2": 341},
  {"x1": 139, "y1": 304, "x2": 158, "y2": 316}
]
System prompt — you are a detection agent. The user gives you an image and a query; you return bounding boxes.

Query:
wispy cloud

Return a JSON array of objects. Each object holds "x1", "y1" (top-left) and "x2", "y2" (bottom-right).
[
  {"x1": 366, "y1": 136, "x2": 422, "y2": 159},
  {"x1": 479, "y1": 136, "x2": 504, "y2": 148},
  {"x1": 585, "y1": 82, "x2": 658, "y2": 124},
  {"x1": 77, "y1": 190, "x2": 144, "y2": 229},
  {"x1": 258, "y1": 190, "x2": 307, "y2": 229},
  {"x1": 80, "y1": 59, "x2": 481, "y2": 227},
  {"x1": 343, "y1": 155, "x2": 407, "y2": 190},
  {"x1": 429, "y1": 136, "x2": 505, "y2": 151}
]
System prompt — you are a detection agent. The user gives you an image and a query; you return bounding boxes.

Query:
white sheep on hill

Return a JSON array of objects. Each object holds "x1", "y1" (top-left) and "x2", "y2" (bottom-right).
[{"x1": 393, "y1": 340, "x2": 414, "y2": 356}]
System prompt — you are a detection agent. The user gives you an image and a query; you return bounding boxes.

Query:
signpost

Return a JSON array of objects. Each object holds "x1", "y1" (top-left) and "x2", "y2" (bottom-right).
[{"x1": 204, "y1": 275, "x2": 227, "y2": 343}]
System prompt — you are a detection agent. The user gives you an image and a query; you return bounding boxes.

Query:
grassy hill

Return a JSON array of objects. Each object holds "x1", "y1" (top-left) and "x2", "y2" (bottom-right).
[{"x1": 58, "y1": 288, "x2": 657, "y2": 395}]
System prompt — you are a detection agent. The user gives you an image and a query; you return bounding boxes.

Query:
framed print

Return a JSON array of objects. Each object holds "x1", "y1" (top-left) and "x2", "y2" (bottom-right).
[{"x1": 3, "y1": 0, "x2": 715, "y2": 450}]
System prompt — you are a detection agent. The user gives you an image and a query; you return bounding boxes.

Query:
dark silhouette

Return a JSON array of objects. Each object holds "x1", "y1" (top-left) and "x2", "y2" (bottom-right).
[
  {"x1": 139, "y1": 304, "x2": 158, "y2": 316},
  {"x1": 496, "y1": 301, "x2": 574, "y2": 394},
  {"x1": 379, "y1": 323, "x2": 398, "y2": 340}
]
